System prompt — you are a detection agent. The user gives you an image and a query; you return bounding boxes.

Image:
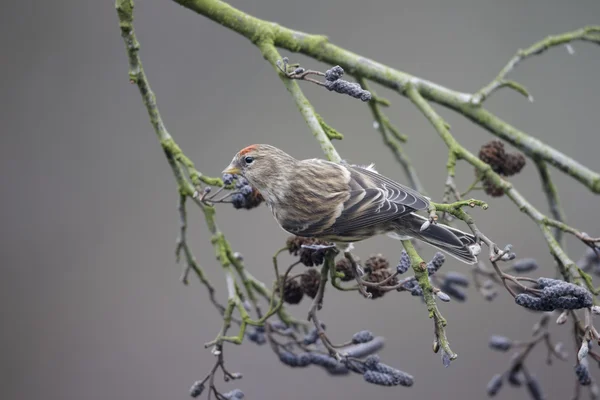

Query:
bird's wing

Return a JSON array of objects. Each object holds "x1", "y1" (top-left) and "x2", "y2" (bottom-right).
[
  {"x1": 318, "y1": 165, "x2": 429, "y2": 235},
  {"x1": 286, "y1": 163, "x2": 429, "y2": 238},
  {"x1": 350, "y1": 165, "x2": 430, "y2": 210}
]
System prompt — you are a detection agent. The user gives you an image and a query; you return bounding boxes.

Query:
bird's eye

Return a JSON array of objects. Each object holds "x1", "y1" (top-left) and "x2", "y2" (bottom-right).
[{"x1": 244, "y1": 156, "x2": 254, "y2": 164}]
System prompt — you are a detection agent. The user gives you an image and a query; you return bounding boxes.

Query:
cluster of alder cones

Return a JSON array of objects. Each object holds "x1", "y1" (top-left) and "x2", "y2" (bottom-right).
[
  {"x1": 478, "y1": 140, "x2": 526, "y2": 197},
  {"x1": 281, "y1": 236, "x2": 401, "y2": 303}
]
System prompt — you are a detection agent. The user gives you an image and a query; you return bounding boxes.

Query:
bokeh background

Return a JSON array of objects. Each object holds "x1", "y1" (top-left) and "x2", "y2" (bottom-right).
[{"x1": 2, "y1": 0, "x2": 600, "y2": 399}]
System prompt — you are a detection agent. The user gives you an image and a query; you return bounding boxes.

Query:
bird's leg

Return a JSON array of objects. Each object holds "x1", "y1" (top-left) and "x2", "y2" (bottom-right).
[{"x1": 300, "y1": 243, "x2": 337, "y2": 251}]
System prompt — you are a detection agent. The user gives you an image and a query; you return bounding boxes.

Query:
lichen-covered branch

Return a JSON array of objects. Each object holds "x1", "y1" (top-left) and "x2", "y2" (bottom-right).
[
  {"x1": 402, "y1": 240, "x2": 456, "y2": 364},
  {"x1": 173, "y1": 0, "x2": 600, "y2": 193}
]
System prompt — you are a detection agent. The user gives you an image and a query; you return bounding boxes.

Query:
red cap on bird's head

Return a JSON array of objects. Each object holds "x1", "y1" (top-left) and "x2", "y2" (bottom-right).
[{"x1": 238, "y1": 144, "x2": 258, "y2": 156}]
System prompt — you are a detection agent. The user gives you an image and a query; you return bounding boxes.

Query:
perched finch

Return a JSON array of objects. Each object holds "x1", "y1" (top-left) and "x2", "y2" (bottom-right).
[{"x1": 223, "y1": 144, "x2": 479, "y2": 264}]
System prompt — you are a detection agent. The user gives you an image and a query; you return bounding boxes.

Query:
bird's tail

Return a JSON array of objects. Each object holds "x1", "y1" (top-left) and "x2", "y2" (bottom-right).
[{"x1": 391, "y1": 213, "x2": 479, "y2": 265}]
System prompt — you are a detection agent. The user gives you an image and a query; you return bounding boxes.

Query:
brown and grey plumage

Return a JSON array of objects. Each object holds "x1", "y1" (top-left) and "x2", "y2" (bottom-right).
[{"x1": 223, "y1": 144, "x2": 479, "y2": 264}]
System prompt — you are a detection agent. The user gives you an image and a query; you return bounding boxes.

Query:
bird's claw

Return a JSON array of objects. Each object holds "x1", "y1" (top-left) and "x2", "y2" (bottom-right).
[{"x1": 300, "y1": 244, "x2": 337, "y2": 251}]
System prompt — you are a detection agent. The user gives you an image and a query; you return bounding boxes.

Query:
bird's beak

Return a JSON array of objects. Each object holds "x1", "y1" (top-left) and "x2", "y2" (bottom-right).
[{"x1": 222, "y1": 162, "x2": 241, "y2": 175}]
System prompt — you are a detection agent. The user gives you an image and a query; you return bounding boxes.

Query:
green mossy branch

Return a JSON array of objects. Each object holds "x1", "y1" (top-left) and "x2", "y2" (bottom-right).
[
  {"x1": 161, "y1": 138, "x2": 222, "y2": 187},
  {"x1": 173, "y1": 0, "x2": 600, "y2": 193},
  {"x1": 432, "y1": 199, "x2": 489, "y2": 214},
  {"x1": 402, "y1": 240, "x2": 456, "y2": 361},
  {"x1": 315, "y1": 112, "x2": 344, "y2": 141}
]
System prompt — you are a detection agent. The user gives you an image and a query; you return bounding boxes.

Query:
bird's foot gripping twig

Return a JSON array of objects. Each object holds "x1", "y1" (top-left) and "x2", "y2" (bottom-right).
[{"x1": 301, "y1": 243, "x2": 337, "y2": 252}]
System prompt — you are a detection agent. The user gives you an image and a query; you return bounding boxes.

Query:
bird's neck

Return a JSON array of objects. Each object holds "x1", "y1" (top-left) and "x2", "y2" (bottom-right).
[{"x1": 248, "y1": 160, "x2": 296, "y2": 208}]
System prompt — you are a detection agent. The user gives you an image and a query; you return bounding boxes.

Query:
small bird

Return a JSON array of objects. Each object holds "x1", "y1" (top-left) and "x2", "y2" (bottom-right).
[{"x1": 223, "y1": 144, "x2": 479, "y2": 264}]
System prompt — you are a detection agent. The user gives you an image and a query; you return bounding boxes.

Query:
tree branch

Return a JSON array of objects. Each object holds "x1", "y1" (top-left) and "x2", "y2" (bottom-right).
[
  {"x1": 404, "y1": 84, "x2": 598, "y2": 294},
  {"x1": 173, "y1": 0, "x2": 600, "y2": 193},
  {"x1": 535, "y1": 159, "x2": 567, "y2": 246},
  {"x1": 402, "y1": 240, "x2": 456, "y2": 364},
  {"x1": 176, "y1": 195, "x2": 227, "y2": 316}
]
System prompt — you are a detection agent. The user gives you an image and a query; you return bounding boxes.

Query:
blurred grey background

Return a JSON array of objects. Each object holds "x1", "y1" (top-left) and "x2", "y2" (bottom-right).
[{"x1": 1, "y1": 0, "x2": 599, "y2": 399}]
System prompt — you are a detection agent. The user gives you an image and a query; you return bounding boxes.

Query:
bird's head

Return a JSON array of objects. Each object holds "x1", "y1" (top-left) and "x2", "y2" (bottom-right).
[{"x1": 223, "y1": 144, "x2": 296, "y2": 192}]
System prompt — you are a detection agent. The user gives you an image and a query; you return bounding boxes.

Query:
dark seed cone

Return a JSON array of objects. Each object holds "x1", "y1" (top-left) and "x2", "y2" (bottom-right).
[
  {"x1": 478, "y1": 140, "x2": 526, "y2": 180},
  {"x1": 301, "y1": 268, "x2": 321, "y2": 299},
  {"x1": 286, "y1": 236, "x2": 307, "y2": 256},
  {"x1": 503, "y1": 153, "x2": 526, "y2": 176},
  {"x1": 300, "y1": 246, "x2": 326, "y2": 267},
  {"x1": 245, "y1": 188, "x2": 264, "y2": 209},
  {"x1": 479, "y1": 140, "x2": 506, "y2": 174},
  {"x1": 275, "y1": 278, "x2": 304, "y2": 305},
  {"x1": 286, "y1": 236, "x2": 332, "y2": 266},
  {"x1": 482, "y1": 177, "x2": 505, "y2": 197},
  {"x1": 335, "y1": 258, "x2": 355, "y2": 282},
  {"x1": 364, "y1": 254, "x2": 389, "y2": 272},
  {"x1": 365, "y1": 269, "x2": 397, "y2": 299}
]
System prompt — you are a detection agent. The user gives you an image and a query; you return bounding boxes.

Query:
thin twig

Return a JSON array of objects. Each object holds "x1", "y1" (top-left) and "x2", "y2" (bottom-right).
[
  {"x1": 176, "y1": 195, "x2": 228, "y2": 316},
  {"x1": 535, "y1": 159, "x2": 567, "y2": 246},
  {"x1": 472, "y1": 26, "x2": 600, "y2": 104}
]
